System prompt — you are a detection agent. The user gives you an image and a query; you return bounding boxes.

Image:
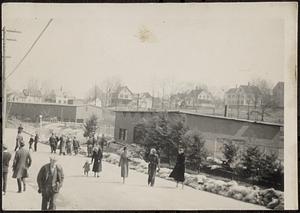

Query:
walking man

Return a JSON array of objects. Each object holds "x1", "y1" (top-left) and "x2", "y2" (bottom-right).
[
  {"x1": 2, "y1": 144, "x2": 12, "y2": 195},
  {"x1": 12, "y1": 140, "x2": 32, "y2": 193},
  {"x1": 73, "y1": 136, "x2": 80, "y2": 155},
  {"x1": 49, "y1": 133, "x2": 57, "y2": 153},
  {"x1": 37, "y1": 155, "x2": 64, "y2": 210},
  {"x1": 34, "y1": 133, "x2": 39, "y2": 152},
  {"x1": 28, "y1": 137, "x2": 34, "y2": 151}
]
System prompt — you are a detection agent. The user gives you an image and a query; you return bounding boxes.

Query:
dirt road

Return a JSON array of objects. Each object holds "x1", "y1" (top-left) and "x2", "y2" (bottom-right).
[{"x1": 2, "y1": 128, "x2": 266, "y2": 210}]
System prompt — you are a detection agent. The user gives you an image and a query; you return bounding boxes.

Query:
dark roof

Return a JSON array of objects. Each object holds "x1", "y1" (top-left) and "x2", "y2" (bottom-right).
[
  {"x1": 188, "y1": 89, "x2": 203, "y2": 97},
  {"x1": 273, "y1": 82, "x2": 284, "y2": 90},
  {"x1": 225, "y1": 88, "x2": 238, "y2": 94},
  {"x1": 111, "y1": 86, "x2": 133, "y2": 96},
  {"x1": 239, "y1": 85, "x2": 261, "y2": 95}
]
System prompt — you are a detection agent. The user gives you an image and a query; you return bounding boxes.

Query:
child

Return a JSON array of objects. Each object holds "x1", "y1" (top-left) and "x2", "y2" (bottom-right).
[{"x1": 83, "y1": 160, "x2": 91, "y2": 176}]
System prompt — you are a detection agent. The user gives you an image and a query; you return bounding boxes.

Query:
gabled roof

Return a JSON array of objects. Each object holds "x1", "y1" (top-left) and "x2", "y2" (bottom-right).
[
  {"x1": 111, "y1": 86, "x2": 133, "y2": 96},
  {"x1": 273, "y1": 82, "x2": 284, "y2": 90},
  {"x1": 239, "y1": 85, "x2": 261, "y2": 95},
  {"x1": 225, "y1": 88, "x2": 238, "y2": 94}
]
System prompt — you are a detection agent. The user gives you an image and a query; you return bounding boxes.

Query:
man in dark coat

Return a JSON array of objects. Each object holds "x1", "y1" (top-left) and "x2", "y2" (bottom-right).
[
  {"x1": 37, "y1": 155, "x2": 64, "y2": 210},
  {"x1": 12, "y1": 140, "x2": 32, "y2": 193},
  {"x1": 2, "y1": 144, "x2": 12, "y2": 195},
  {"x1": 72, "y1": 136, "x2": 80, "y2": 155},
  {"x1": 28, "y1": 137, "x2": 34, "y2": 151},
  {"x1": 34, "y1": 133, "x2": 39, "y2": 152},
  {"x1": 49, "y1": 133, "x2": 57, "y2": 153}
]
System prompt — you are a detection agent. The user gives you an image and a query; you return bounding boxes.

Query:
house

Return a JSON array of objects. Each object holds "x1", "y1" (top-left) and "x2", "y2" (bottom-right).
[
  {"x1": 225, "y1": 84, "x2": 261, "y2": 107},
  {"x1": 273, "y1": 82, "x2": 284, "y2": 108},
  {"x1": 44, "y1": 88, "x2": 71, "y2": 105},
  {"x1": 185, "y1": 87, "x2": 214, "y2": 107},
  {"x1": 8, "y1": 90, "x2": 42, "y2": 103},
  {"x1": 170, "y1": 92, "x2": 188, "y2": 109},
  {"x1": 114, "y1": 110, "x2": 284, "y2": 160},
  {"x1": 108, "y1": 86, "x2": 133, "y2": 107}
]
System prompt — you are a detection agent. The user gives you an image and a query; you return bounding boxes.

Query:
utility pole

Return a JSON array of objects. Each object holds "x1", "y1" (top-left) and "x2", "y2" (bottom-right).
[{"x1": 2, "y1": 27, "x2": 21, "y2": 130}]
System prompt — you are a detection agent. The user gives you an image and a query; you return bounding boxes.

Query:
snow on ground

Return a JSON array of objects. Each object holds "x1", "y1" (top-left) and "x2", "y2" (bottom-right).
[{"x1": 2, "y1": 128, "x2": 267, "y2": 210}]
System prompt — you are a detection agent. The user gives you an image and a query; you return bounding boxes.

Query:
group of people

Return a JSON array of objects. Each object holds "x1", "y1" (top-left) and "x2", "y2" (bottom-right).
[
  {"x1": 15, "y1": 125, "x2": 40, "y2": 152},
  {"x1": 3, "y1": 125, "x2": 64, "y2": 210},
  {"x1": 3, "y1": 125, "x2": 186, "y2": 211},
  {"x1": 48, "y1": 133, "x2": 80, "y2": 155}
]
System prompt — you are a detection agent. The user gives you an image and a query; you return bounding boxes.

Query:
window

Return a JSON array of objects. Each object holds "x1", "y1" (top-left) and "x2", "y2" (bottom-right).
[
  {"x1": 119, "y1": 128, "x2": 128, "y2": 141},
  {"x1": 125, "y1": 95, "x2": 128, "y2": 99}
]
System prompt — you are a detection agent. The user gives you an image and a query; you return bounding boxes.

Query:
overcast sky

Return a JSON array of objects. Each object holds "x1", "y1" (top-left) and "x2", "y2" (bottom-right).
[{"x1": 2, "y1": 3, "x2": 293, "y2": 98}]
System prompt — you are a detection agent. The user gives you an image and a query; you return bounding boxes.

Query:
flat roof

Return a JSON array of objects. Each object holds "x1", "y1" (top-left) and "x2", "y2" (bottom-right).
[{"x1": 114, "y1": 109, "x2": 283, "y2": 127}]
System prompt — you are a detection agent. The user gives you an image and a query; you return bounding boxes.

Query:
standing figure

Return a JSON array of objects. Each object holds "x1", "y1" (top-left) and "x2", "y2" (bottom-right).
[
  {"x1": 37, "y1": 155, "x2": 64, "y2": 211},
  {"x1": 147, "y1": 148, "x2": 160, "y2": 187},
  {"x1": 28, "y1": 137, "x2": 34, "y2": 151},
  {"x1": 14, "y1": 127, "x2": 24, "y2": 151},
  {"x1": 34, "y1": 133, "x2": 39, "y2": 152},
  {"x1": 59, "y1": 135, "x2": 66, "y2": 155},
  {"x1": 12, "y1": 140, "x2": 32, "y2": 193},
  {"x1": 49, "y1": 133, "x2": 57, "y2": 153},
  {"x1": 66, "y1": 136, "x2": 72, "y2": 155},
  {"x1": 86, "y1": 137, "x2": 93, "y2": 157},
  {"x1": 2, "y1": 144, "x2": 12, "y2": 195},
  {"x1": 83, "y1": 160, "x2": 91, "y2": 176},
  {"x1": 73, "y1": 137, "x2": 80, "y2": 155},
  {"x1": 91, "y1": 146, "x2": 103, "y2": 178},
  {"x1": 119, "y1": 147, "x2": 129, "y2": 184},
  {"x1": 169, "y1": 148, "x2": 185, "y2": 189}
]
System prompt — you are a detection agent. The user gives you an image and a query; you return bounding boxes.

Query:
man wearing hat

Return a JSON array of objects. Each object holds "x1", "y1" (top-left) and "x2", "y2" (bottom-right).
[
  {"x1": 2, "y1": 144, "x2": 12, "y2": 195},
  {"x1": 12, "y1": 140, "x2": 32, "y2": 193},
  {"x1": 37, "y1": 155, "x2": 64, "y2": 210}
]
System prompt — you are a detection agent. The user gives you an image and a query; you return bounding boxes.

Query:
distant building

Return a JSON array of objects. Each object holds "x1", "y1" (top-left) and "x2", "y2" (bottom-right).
[
  {"x1": 108, "y1": 86, "x2": 133, "y2": 107},
  {"x1": 87, "y1": 97, "x2": 102, "y2": 107},
  {"x1": 114, "y1": 110, "x2": 284, "y2": 160},
  {"x1": 225, "y1": 84, "x2": 261, "y2": 107},
  {"x1": 8, "y1": 90, "x2": 42, "y2": 103},
  {"x1": 185, "y1": 87, "x2": 214, "y2": 107},
  {"x1": 273, "y1": 82, "x2": 284, "y2": 108},
  {"x1": 44, "y1": 88, "x2": 71, "y2": 105}
]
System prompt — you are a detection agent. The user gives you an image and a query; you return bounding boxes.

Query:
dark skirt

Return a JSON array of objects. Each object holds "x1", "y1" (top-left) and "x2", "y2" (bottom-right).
[
  {"x1": 169, "y1": 163, "x2": 185, "y2": 182},
  {"x1": 92, "y1": 160, "x2": 102, "y2": 172}
]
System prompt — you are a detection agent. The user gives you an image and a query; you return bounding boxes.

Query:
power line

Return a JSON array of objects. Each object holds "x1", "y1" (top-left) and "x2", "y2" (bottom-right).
[{"x1": 5, "y1": 18, "x2": 53, "y2": 80}]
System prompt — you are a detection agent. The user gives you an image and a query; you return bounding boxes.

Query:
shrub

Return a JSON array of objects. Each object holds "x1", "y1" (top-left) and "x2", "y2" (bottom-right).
[{"x1": 83, "y1": 114, "x2": 98, "y2": 138}]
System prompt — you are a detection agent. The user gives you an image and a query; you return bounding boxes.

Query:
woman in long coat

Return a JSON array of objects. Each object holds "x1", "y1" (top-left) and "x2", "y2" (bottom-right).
[
  {"x1": 91, "y1": 146, "x2": 103, "y2": 178},
  {"x1": 169, "y1": 148, "x2": 185, "y2": 189},
  {"x1": 119, "y1": 147, "x2": 129, "y2": 184}
]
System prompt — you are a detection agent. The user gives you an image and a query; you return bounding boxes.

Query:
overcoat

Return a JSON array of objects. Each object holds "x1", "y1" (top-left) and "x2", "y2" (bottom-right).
[
  {"x1": 92, "y1": 148, "x2": 103, "y2": 172},
  {"x1": 119, "y1": 152, "x2": 129, "y2": 178},
  {"x1": 37, "y1": 163, "x2": 64, "y2": 195},
  {"x1": 12, "y1": 147, "x2": 32, "y2": 178},
  {"x1": 169, "y1": 153, "x2": 185, "y2": 182}
]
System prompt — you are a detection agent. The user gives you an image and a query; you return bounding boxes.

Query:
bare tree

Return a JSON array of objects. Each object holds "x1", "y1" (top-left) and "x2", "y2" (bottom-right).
[{"x1": 250, "y1": 78, "x2": 275, "y2": 121}]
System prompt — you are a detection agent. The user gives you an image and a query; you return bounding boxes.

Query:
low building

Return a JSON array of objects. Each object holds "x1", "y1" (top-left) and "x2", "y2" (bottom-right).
[
  {"x1": 273, "y1": 82, "x2": 284, "y2": 108},
  {"x1": 7, "y1": 101, "x2": 103, "y2": 123},
  {"x1": 114, "y1": 110, "x2": 283, "y2": 160}
]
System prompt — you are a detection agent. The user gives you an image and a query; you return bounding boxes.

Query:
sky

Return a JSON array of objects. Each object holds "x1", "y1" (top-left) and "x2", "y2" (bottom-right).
[{"x1": 2, "y1": 3, "x2": 292, "y2": 99}]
